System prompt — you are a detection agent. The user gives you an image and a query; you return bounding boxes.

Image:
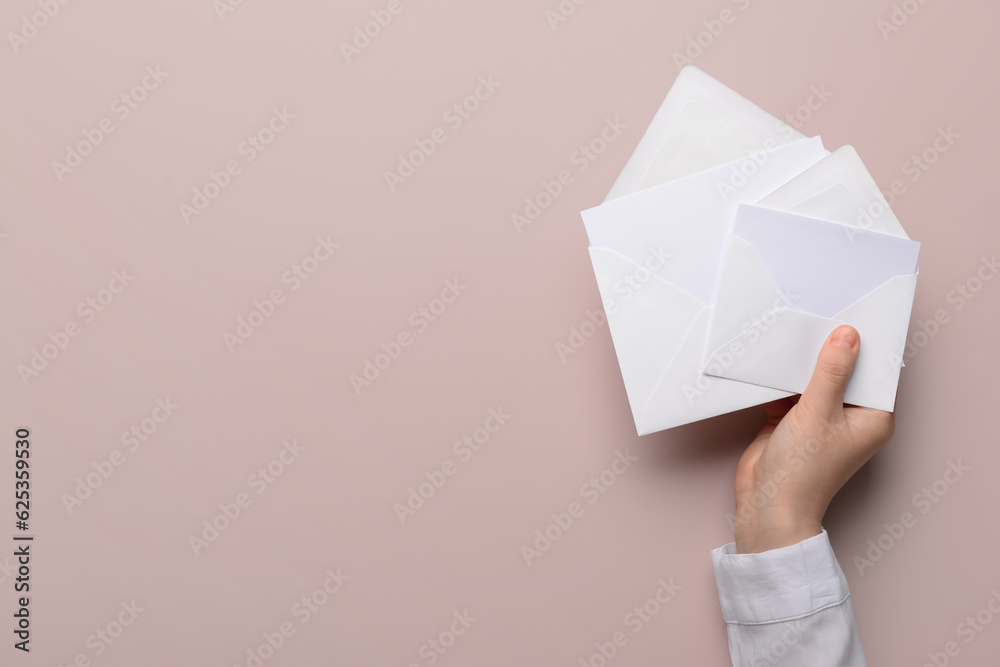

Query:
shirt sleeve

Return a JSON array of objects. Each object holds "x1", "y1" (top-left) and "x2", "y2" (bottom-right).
[{"x1": 711, "y1": 529, "x2": 866, "y2": 667}]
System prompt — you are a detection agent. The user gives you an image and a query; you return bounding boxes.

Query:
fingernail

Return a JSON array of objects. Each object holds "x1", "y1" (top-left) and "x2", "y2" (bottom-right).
[{"x1": 831, "y1": 326, "x2": 858, "y2": 350}]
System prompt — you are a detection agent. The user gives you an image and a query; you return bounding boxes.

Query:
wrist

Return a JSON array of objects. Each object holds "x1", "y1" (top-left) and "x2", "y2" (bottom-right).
[{"x1": 733, "y1": 508, "x2": 822, "y2": 554}]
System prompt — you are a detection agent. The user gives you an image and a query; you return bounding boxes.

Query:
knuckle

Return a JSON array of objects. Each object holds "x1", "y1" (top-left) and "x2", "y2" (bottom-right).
[
  {"x1": 876, "y1": 412, "x2": 896, "y2": 442},
  {"x1": 855, "y1": 411, "x2": 895, "y2": 451}
]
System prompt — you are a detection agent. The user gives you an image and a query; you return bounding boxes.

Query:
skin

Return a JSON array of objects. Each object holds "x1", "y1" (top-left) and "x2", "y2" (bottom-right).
[{"x1": 733, "y1": 325, "x2": 895, "y2": 554}]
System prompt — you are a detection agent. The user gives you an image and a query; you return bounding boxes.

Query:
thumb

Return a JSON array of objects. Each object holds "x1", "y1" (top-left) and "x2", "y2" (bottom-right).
[{"x1": 800, "y1": 325, "x2": 860, "y2": 421}]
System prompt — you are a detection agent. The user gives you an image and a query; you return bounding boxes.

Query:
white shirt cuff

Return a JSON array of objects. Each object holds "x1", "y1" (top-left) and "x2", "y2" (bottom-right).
[{"x1": 711, "y1": 529, "x2": 851, "y2": 625}]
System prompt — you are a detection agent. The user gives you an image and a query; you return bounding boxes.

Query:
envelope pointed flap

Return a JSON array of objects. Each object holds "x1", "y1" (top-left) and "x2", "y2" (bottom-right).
[
  {"x1": 732, "y1": 205, "x2": 920, "y2": 318},
  {"x1": 607, "y1": 66, "x2": 806, "y2": 201},
  {"x1": 640, "y1": 307, "x2": 792, "y2": 434},
  {"x1": 588, "y1": 247, "x2": 706, "y2": 422},
  {"x1": 634, "y1": 100, "x2": 764, "y2": 192},
  {"x1": 705, "y1": 234, "x2": 787, "y2": 364},
  {"x1": 836, "y1": 272, "x2": 918, "y2": 323},
  {"x1": 756, "y1": 146, "x2": 909, "y2": 239}
]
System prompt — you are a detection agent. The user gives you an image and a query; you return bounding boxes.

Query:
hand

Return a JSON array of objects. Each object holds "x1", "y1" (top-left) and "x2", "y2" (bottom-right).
[{"x1": 732, "y1": 325, "x2": 895, "y2": 554}]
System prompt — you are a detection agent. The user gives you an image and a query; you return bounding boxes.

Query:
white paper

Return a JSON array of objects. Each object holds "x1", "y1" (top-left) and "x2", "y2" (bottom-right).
[{"x1": 730, "y1": 205, "x2": 920, "y2": 318}]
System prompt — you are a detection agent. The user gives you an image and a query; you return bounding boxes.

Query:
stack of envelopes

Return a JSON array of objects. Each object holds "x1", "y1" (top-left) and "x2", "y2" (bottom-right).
[{"x1": 581, "y1": 67, "x2": 920, "y2": 436}]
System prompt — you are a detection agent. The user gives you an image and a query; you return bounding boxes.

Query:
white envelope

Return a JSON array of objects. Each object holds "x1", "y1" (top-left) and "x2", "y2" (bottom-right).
[
  {"x1": 756, "y1": 145, "x2": 909, "y2": 239},
  {"x1": 582, "y1": 137, "x2": 828, "y2": 435},
  {"x1": 703, "y1": 204, "x2": 920, "y2": 412},
  {"x1": 606, "y1": 65, "x2": 805, "y2": 201}
]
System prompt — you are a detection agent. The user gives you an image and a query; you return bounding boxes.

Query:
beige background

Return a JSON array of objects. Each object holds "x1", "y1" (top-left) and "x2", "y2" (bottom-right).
[{"x1": 2, "y1": 0, "x2": 999, "y2": 665}]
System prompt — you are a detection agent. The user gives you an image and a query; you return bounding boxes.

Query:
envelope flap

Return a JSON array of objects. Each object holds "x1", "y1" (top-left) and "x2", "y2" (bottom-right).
[
  {"x1": 631, "y1": 100, "x2": 766, "y2": 193},
  {"x1": 756, "y1": 146, "x2": 909, "y2": 239},
  {"x1": 732, "y1": 205, "x2": 920, "y2": 318},
  {"x1": 588, "y1": 247, "x2": 706, "y2": 422},
  {"x1": 640, "y1": 306, "x2": 792, "y2": 434},
  {"x1": 607, "y1": 66, "x2": 806, "y2": 200}
]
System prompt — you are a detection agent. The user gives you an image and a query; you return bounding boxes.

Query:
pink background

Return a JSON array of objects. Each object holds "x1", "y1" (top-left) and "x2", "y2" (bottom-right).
[{"x1": 2, "y1": 0, "x2": 999, "y2": 665}]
